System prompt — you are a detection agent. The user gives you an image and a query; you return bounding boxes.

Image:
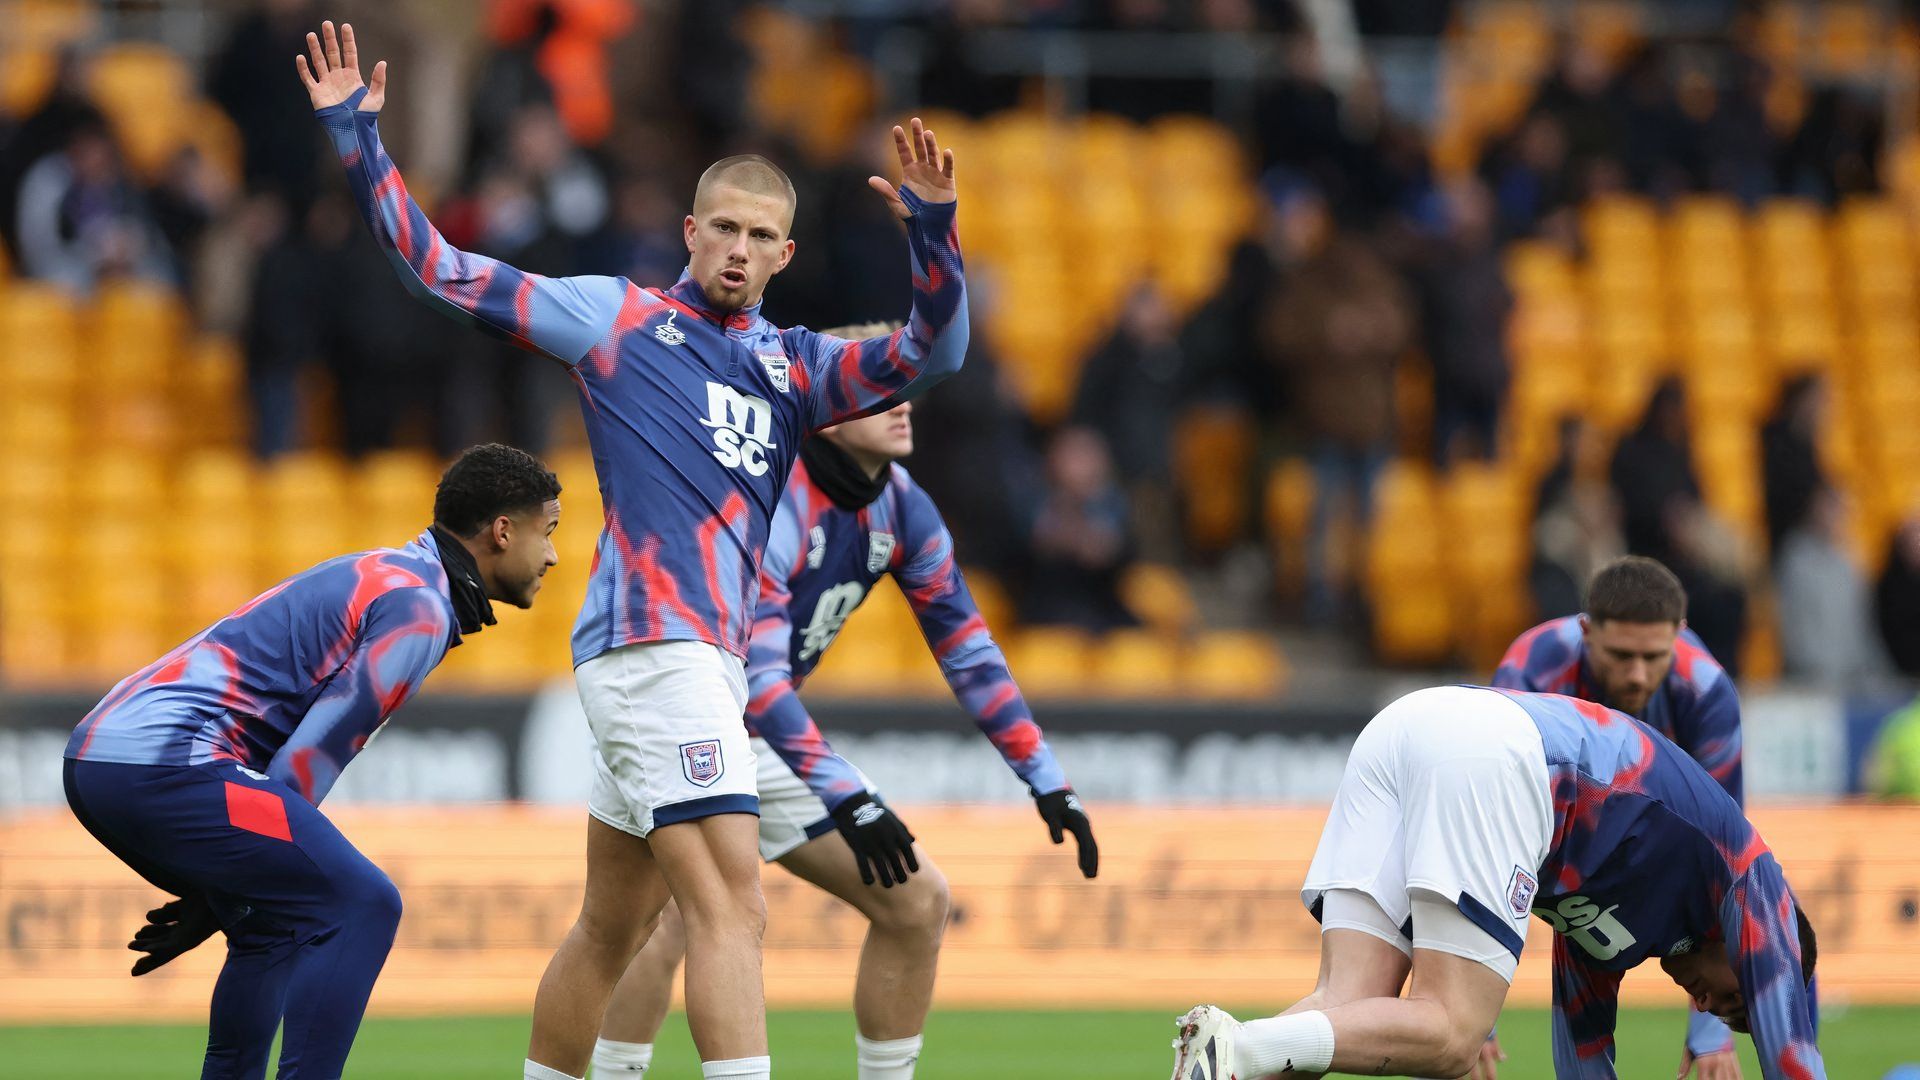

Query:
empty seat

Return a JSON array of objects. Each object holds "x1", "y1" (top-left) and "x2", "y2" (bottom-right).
[
  {"x1": 1005, "y1": 627, "x2": 1093, "y2": 698},
  {"x1": 1090, "y1": 629, "x2": 1181, "y2": 696},
  {"x1": 1184, "y1": 631, "x2": 1286, "y2": 698}
]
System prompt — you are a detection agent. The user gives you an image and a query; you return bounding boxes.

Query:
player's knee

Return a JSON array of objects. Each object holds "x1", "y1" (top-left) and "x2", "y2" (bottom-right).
[
  {"x1": 338, "y1": 866, "x2": 404, "y2": 934},
  {"x1": 875, "y1": 866, "x2": 950, "y2": 938},
  {"x1": 1427, "y1": 1018, "x2": 1488, "y2": 1077}
]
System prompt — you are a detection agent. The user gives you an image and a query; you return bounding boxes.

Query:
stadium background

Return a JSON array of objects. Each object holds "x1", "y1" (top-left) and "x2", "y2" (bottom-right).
[{"x1": 2, "y1": 0, "x2": 1919, "y2": 1075}]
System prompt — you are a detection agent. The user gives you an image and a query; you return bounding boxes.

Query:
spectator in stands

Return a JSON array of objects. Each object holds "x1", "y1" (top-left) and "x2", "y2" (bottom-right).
[
  {"x1": 1609, "y1": 44, "x2": 1699, "y2": 200},
  {"x1": 147, "y1": 144, "x2": 231, "y2": 292},
  {"x1": 1703, "y1": 43, "x2": 1778, "y2": 205},
  {"x1": 1413, "y1": 178, "x2": 1512, "y2": 465},
  {"x1": 243, "y1": 193, "x2": 321, "y2": 458},
  {"x1": 903, "y1": 329, "x2": 1037, "y2": 578},
  {"x1": 1876, "y1": 514, "x2": 1920, "y2": 677},
  {"x1": 1777, "y1": 484, "x2": 1890, "y2": 684},
  {"x1": 1525, "y1": 39, "x2": 1622, "y2": 179},
  {"x1": 207, "y1": 0, "x2": 323, "y2": 208},
  {"x1": 1478, "y1": 112, "x2": 1577, "y2": 243},
  {"x1": 1781, "y1": 85, "x2": 1884, "y2": 205},
  {"x1": 1610, "y1": 376, "x2": 1701, "y2": 566},
  {"x1": 1263, "y1": 180, "x2": 1414, "y2": 623},
  {"x1": 1073, "y1": 280, "x2": 1189, "y2": 558},
  {"x1": 585, "y1": 175, "x2": 685, "y2": 285},
  {"x1": 1019, "y1": 426, "x2": 1138, "y2": 631},
  {"x1": 0, "y1": 47, "x2": 106, "y2": 263},
  {"x1": 1530, "y1": 415, "x2": 1625, "y2": 620},
  {"x1": 504, "y1": 103, "x2": 610, "y2": 245},
  {"x1": 1667, "y1": 497, "x2": 1750, "y2": 677},
  {"x1": 1762, "y1": 372, "x2": 1830, "y2": 559},
  {"x1": 14, "y1": 121, "x2": 175, "y2": 293}
]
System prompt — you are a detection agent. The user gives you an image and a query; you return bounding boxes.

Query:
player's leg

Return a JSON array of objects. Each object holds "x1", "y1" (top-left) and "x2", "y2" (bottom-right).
[
  {"x1": 527, "y1": 817, "x2": 672, "y2": 1078},
  {"x1": 595, "y1": 899, "x2": 687, "y2": 1075},
  {"x1": 66, "y1": 758, "x2": 406, "y2": 1079},
  {"x1": 779, "y1": 833, "x2": 950, "y2": 1077},
  {"x1": 646, "y1": 812, "x2": 769, "y2": 1064}
]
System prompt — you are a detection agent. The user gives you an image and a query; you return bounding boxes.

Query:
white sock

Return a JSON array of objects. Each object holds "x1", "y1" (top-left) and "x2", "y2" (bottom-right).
[
  {"x1": 1238, "y1": 1010, "x2": 1336, "y2": 1076},
  {"x1": 701, "y1": 1056, "x2": 771, "y2": 1079},
  {"x1": 855, "y1": 1033, "x2": 923, "y2": 1079},
  {"x1": 592, "y1": 1038, "x2": 655, "y2": 1074},
  {"x1": 523, "y1": 1061, "x2": 582, "y2": 1080}
]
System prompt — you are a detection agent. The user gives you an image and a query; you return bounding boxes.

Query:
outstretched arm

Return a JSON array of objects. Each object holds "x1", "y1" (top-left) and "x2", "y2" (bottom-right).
[
  {"x1": 790, "y1": 118, "x2": 968, "y2": 426},
  {"x1": 1722, "y1": 856, "x2": 1825, "y2": 1080},
  {"x1": 742, "y1": 512, "x2": 872, "y2": 811},
  {"x1": 299, "y1": 21, "x2": 625, "y2": 367},
  {"x1": 266, "y1": 587, "x2": 452, "y2": 805},
  {"x1": 1550, "y1": 938, "x2": 1624, "y2": 1079}
]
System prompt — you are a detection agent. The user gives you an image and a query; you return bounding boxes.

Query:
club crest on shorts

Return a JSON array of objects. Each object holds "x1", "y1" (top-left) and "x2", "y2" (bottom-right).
[
  {"x1": 757, "y1": 351, "x2": 791, "y2": 393},
  {"x1": 866, "y1": 531, "x2": 896, "y2": 573},
  {"x1": 679, "y1": 739, "x2": 724, "y2": 787},
  {"x1": 1507, "y1": 865, "x2": 1539, "y2": 919},
  {"x1": 654, "y1": 310, "x2": 686, "y2": 346}
]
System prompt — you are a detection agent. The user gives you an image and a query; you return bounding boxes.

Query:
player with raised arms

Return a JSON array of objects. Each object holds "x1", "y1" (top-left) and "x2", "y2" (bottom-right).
[
  {"x1": 587, "y1": 323, "x2": 1097, "y2": 1079},
  {"x1": 62, "y1": 443, "x2": 562, "y2": 1079},
  {"x1": 1490, "y1": 555, "x2": 1746, "y2": 1079},
  {"x1": 297, "y1": 20, "x2": 968, "y2": 1080},
  {"x1": 1169, "y1": 685, "x2": 1821, "y2": 1080}
]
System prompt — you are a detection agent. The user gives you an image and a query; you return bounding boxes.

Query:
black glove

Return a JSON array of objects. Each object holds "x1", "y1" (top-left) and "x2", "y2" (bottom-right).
[
  {"x1": 1035, "y1": 788, "x2": 1098, "y2": 878},
  {"x1": 830, "y1": 792, "x2": 919, "y2": 888},
  {"x1": 129, "y1": 894, "x2": 220, "y2": 976}
]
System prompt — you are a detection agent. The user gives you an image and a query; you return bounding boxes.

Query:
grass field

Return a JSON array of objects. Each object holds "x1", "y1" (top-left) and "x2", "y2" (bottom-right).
[{"x1": 4, "y1": 1006, "x2": 1916, "y2": 1078}]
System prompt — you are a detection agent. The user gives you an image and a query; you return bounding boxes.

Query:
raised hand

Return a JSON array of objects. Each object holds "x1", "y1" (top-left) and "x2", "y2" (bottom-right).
[
  {"x1": 1678, "y1": 1047, "x2": 1744, "y2": 1080},
  {"x1": 867, "y1": 117, "x2": 955, "y2": 220},
  {"x1": 295, "y1": 20, "x2": 386, "y2": 113}
]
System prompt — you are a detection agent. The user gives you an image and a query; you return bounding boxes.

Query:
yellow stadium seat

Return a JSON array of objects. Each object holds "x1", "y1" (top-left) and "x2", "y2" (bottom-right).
[
  {"x1": 0, "y1": 46, "x2": 58, "y2": 118},
  {"x1": 1184, "y1": 631, "x2": 1286, "y2": 698},
  {"x1": 1174, "y1": 405, "x2": 1254, "y2": 558},
  {"x1": 0, "y1": 394, "x2": 78, "y2": 456},
  {"x1": 176, "y1": 335, "x2": 247, "y2": 449},
  {"x1": 1005, "y1": 627, "x2": 1093, "y2": 698},
  {"x1": 1769, "y1": 310, "x2": 1843, "y2": 371},
  {"x1": 1145, "y1": 115, "x2": 1245, "y2": 182},
  {"x1": 71, "y1": 450, "x2": 168, "y2": 521},
  {"x1": 355, "y1": 450, "x2": 439, "y2": 541},
  {"x1": 1090, "y1": 629, "x2": 1181, "y2": 696},
  {"x1": 1119, "y1": 563, "x2": 1197, "y2": 636},
  {"x1": 86, "y1": 44, "x2": 194, "y2": 178},
  {"x1": 1504, "y1": 241, "x2": 1580, "y2": 298},
  {"x1": 1670, "y1": 196, "x2": 1745, "y2": 258},
  {"x1": 92, "y1": 280, "x2": 186, "y2": 390}
]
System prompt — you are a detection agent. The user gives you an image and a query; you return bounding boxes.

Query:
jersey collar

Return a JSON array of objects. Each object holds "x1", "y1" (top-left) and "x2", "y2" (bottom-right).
[{"x1": 667, "y1": 269, "x2": 763, "y2": 334}]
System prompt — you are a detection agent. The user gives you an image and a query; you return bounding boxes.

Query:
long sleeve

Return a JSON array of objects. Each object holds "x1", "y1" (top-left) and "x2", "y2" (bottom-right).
[
  {"x1": 787, "y1": 189, "x2": 968, "y2": 428},
  {"x1": 896, "y1": 484, "x2": 1068, "y2": 794},
  {"x1": 743, "y1": 511, "x2": 871, "y2": 811},
  {"x1": 266, "y1": 588, "x2": 453, "y2": 805},
  {"x1": 1677, "y1": 675, "x2": 1744, "y2": 805},
  {"x1": 315, "y1": 91, "x2": 628, "y2": 367},
  {"x1": 1550, "y1": 937, "x2": 1624, "y2": 1079},
  {"x1": 1722, "y1": 855, "x2": 1825, "y2": 1080}
]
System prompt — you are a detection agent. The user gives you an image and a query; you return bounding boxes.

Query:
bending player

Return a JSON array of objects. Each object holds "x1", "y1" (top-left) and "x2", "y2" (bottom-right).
[
  {"x1": 1169, "y1": 685, "x2": 1821, "y2": 1080},
  {"x1": 588, "y1": 325, "x2": 1097, "y2": 1079},
  {"x1": 298, "y1": 22, "x2": 967, "y2": 1080},
  {"x1": 1493, "y1": 555, "x2": 1745, "y2": 1079},
  {"x1": 63, "y1": 444, "x2": 561, "y2": 1079}
]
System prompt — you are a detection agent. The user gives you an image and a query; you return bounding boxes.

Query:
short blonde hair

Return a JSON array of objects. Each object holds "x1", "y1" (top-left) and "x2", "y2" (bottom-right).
[{"x1": 693, "y1": 154, "x2": 797, "y2": 226}]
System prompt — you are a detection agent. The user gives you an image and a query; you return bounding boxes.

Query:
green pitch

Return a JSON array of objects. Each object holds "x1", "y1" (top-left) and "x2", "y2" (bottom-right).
[{"x1": 3, "y1": 1006, "x2": 1914, "y2": 1077}]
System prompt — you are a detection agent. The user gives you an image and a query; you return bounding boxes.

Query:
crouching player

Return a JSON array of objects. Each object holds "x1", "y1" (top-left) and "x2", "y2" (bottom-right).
[
  {"x1": 1170, "y1": 685, "x2": 1821, "y2": 1080},
  {"x1": 62, "y1": 444, "x2": 561, "y2": 1079},
  {"x1": 589, "y1": 331, "x2": 1097, "y2": 1079},
  {"x1": 1493, "y1": 555, "x2": 1748, "y2": 1077}
]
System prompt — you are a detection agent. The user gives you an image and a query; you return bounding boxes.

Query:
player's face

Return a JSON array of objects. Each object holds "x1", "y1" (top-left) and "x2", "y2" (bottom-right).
[
  {"x1": 492, "y1": 499, "x2": 561, "y2": 609},
  {"x1": 1661, "y1": 942, "x2": 1750, "y2": 1032},
  {"x1": 823, "y1": 401, "x2": 913, "y2": 464},
  {"x1": 684, "y1": 186, "x2": 795, "y2": 312},
  {"x1": 1581, "y1": 617, "x2": 1679, "y2": 717}
]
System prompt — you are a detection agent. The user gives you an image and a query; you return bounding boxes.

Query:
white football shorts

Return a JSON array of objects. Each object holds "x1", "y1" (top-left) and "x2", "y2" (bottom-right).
[
  {"x1": 581, "y1": 640, "x2": 757, "y2": 838},
  {"x1": 751, "y1": 736, "x2": 878, "y2": 862},
  {"x1": 1302, "y1": 685, "x2": 1553, "y2": 981}
]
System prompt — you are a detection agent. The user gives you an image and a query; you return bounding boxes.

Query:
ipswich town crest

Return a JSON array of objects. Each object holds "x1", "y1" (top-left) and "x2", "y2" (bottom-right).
[{"x1": 680, "y1": 739, "x2": 724, "y2": 787}]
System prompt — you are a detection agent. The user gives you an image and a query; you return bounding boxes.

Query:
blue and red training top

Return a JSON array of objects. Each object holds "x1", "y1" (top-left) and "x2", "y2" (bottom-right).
[
  {"x1": 65, "y1": 530, "x2": 458, "y2": 806},
  {"x1": 1494, "y1": 616, "x2": 1743, "y2": 805},
  {"x1": 1491, "y1": 688, "x2": 1822, "y2": 1080},
  {"x1": 747, "y1": 459, "x2": 1067, "y2": 810},
  {"x1": 317, "y1": 91, "x2": 967, "y2": 669}
]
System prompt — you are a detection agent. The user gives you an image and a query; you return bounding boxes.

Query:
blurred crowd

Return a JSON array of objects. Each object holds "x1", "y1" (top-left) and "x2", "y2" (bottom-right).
[{"x1": 1, "y1": 0, "x2": 1917, "y2": 678}]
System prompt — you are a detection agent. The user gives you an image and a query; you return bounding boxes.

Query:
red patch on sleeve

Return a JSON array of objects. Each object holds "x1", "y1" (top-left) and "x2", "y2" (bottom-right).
[{"x1": 225, "y1": 782, "x2": 292, "y2": 842}]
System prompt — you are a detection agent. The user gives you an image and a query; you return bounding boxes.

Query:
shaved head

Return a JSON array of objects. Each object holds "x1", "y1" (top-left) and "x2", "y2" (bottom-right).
[{"x1": 693, "y1": 154, "x2": 797, "y2": 232}]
